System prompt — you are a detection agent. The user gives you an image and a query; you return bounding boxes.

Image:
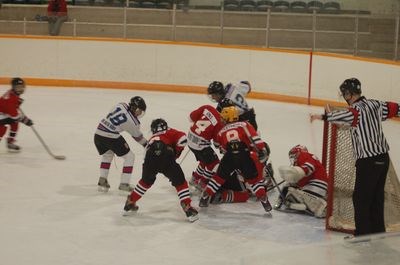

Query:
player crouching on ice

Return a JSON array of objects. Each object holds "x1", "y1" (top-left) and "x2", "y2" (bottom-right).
[
  {"x1": 123, "y1": 118, "x2": 199, "y2": 223},
  {"x1": 208, "y1": 150, "x2": 274, "y2": 205},
  {"x1": 0, "y1": 77, "x2": 33, "y2": 152},
  {"x1": 199, "y1": 106, "x2": 272, "y2": 212},
  {"x1": 276, "y1": 145, "x2": 328, "y2": 218}
]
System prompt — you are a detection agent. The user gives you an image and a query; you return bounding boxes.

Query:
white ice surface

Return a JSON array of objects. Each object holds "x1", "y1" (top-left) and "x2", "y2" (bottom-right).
[{"x1": 1, "y1": 86, "x2": 399, "y2": 265}]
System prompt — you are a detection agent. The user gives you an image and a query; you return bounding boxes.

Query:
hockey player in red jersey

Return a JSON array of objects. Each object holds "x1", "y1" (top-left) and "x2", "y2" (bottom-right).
[
  {"x1": 275, "y1": 144, "x2": 328, "y2": 217},
  {"x1": 210, "y1": 149, "x2": 273, "y2": 204},
  {"x1": 187, "y1": 104, "x2": 224, "y2": 192},
  {"x1": 94, "y1": 96, "x2": 147, "y2": 192},
  {"x1": 123, "y1": 118, "x2": 199, "y2": 222},
  {"x1": 199, "y1": 106, "x2": 272, "y2": 212},
  {"x1": 0, "y1": 77, "x2": 33, "y2": 152}
]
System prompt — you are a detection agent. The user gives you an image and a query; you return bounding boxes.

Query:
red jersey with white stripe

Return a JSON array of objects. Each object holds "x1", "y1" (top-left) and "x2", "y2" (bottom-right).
[
  {"x1": 294, "y1": 151, "x2": 328, "y2": 197},
  {"x1": 187, "y1": 105, "x2": 224, "y2": 150},
  {"x1": 215, "y1": 121, "x2": 264, "y2": 153},
  {"x1": 0, "y1": 89, "x2": 21, "y2": 121},
  {"x1": 148, "y1": 128, "x2": 187, "y2": 159}
]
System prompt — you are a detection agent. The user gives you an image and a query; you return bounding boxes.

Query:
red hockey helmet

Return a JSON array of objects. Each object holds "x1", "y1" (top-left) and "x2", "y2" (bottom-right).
[{"x1": 288, "y1": 144, "x2": 308, "y2": 165}]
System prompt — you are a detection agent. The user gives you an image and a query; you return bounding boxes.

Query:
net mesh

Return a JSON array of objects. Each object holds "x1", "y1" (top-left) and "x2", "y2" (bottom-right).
[{"x1": 323, "y1": 120, "x2": 400, "y2": 233}]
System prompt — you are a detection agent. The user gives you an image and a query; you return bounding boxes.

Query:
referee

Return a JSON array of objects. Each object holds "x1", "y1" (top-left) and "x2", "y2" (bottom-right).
[{"x1": 310, "y1": 78, "x2": 400, "y2": 236}]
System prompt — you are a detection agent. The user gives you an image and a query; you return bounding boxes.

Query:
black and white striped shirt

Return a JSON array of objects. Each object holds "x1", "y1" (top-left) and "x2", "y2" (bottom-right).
[{"x1": 326, "y1": 97, "x2": 400, "y2": 159}]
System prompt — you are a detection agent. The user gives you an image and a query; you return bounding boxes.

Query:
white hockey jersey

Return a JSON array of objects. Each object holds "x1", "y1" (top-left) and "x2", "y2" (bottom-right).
[
  {"x1": 95, "y1": 103, "x2": 146, "y2": 145},
  {"x1": 221, "y1": 81, "x2": 251, "y2": 115}
]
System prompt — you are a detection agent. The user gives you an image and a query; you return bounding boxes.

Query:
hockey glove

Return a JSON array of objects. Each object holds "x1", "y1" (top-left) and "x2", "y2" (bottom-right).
[
  {"x1": 257, "y1": 148, "x2": 268, "y2": 163},
  {"x1": 20, "y1": 116, "x2": 33, "y2": 126},
  {"x1": 264, "y1": 162, "x2": 274, "y2": 178}
]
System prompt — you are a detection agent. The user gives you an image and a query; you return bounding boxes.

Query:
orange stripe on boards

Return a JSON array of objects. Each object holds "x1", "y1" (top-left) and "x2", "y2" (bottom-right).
[
  {"x1": 1, "y1": 76, "x2": 399, "y2": 121},
  {"x1": 0, "y1": 76, "x2": 341, "y2": 107}
]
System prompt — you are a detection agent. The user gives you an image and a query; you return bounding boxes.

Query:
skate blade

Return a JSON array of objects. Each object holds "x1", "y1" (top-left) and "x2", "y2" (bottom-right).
[
  {"x1": 187, "y1": 215, "x2": 199, "y2": 223},
  {"x1": 118, "y1": 189, "x2": 132, "y2": 196},
  {"x1": 122, "y1": 209, "x2": 138, "y2": 217},
  {"x1": 98, "y1": 186, "x2": 110, "y2": 192},
  {"x1": 7, "y1": 149, "x2": 21, "y2": 153}
]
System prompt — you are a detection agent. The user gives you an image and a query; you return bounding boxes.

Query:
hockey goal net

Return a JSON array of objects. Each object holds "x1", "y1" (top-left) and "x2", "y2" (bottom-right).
[{"x1": 322, "y1": 116, "x2": 400, "y2": 234}]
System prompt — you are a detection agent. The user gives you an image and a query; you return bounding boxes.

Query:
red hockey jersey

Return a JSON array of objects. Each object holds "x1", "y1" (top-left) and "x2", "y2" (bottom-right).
[
  {"x1": 215, "y1": 121, "x2": 264, "y2": 153},
  {"x1": 188, "y1": 105, "x2": 224, "y2": 150},
  {"x1": 294, "y1": 151, "x2": 328, "y2": 188},
  {"x1": 0, "y1": 89, "x2": 21, "y2": 120},
  {"x1": 148, "y1": 128, "x2": 187, "y2": 159}
]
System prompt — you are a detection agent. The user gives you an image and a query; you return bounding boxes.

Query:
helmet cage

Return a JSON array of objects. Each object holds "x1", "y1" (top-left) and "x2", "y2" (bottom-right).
[
  {"x1": 288, "y1": 144, "x2": 308, "y2": 165},
  {"x1": 220, "y1": 106, "x2": 239, "y2": 123},
  {"x1": 151, "y1": 118, "x2": 168, "y2": 134}
]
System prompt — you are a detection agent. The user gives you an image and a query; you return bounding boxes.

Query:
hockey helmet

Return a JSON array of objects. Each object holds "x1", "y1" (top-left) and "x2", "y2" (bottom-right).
[
  {"x1": 151, "y1": 118, "x2": 168, "y2": 134},
  {"x1": 129, "y1": 96, "x2": 146, "y2": 118},
  {"x1": 288, "y1": 144, "x2": 308, "y2": 165},
  {"x1": 220, "y1": 106, "x2": 239, "y2": 123},
  {"x1": 207, "y1": 81, "x2": 225, "y2": 102},
  {"x1": 11, "y1": 77, "x2": 26, "y2": 95},
  {"x1": 339, "y1": 78, "x2": 361, "y2": 96}
]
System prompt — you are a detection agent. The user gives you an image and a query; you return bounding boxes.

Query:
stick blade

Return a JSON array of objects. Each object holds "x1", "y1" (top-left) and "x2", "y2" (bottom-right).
[{"x1": 54, "y1": 155, "x2": 66, "y2": 160}]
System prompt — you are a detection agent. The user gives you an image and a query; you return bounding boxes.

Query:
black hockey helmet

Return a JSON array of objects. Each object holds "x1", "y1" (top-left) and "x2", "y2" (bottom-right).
[
  {"x1": 151, "y1": 118, "x2": 168, "y2": 134},
  {"x1": 339, "y1": 78, "x2": 361, "y2": 96},
  {"x1": 11, "y1": 77, "x2": 26, "y2": 95},
  {"x1": 129, "y1": 96, "x2": 146, "y2": 111},
  {"x1": 207, "y1": 81, "x2": 225, "y2": 96},
  {"x1": 129, "y1": 96, "x2": 146, "y2": 118}
]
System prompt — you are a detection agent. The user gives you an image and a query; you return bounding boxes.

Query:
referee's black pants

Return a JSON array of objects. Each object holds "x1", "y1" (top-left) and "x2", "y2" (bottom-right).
[{"x1": 353, "y1": 153, "x2": 389, "y2": 236}]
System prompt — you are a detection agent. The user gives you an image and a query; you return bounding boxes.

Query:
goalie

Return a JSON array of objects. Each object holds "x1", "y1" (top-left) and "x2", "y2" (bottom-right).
[{"x1": 276, "y1": 145, "x2": 328, "y2": 218}]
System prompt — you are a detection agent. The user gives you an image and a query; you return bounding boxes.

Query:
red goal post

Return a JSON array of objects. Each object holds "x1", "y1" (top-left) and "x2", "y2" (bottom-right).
[{"x1": 322, "y1": 112, "x2": 400, "y2": 234}]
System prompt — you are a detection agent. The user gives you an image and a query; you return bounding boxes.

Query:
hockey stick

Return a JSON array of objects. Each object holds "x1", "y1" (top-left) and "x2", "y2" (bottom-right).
[
  {"x1": 178, "y1": 148, "x2": 191, "y2": 165},
  {"x1": 20, "y1": 109, "x2": 66, "y2": 160},
  {"x1": 241, "y1": 125, "x2": 286, "y2": 206},
  {"x1": 267, "y1": 179, "x2": 285, "y2": 192},
  {"x1": 30, "y1": 125, "x2": 66, "y2": 160}
]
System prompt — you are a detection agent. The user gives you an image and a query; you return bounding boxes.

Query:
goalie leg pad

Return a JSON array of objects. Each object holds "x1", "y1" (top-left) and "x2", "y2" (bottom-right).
[{"x1": 287, "y1": 187, "x2": 327, "y2": 217}]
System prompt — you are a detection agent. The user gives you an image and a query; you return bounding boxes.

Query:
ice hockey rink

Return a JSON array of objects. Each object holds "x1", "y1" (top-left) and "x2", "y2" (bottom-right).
[{"x1": 1, "y1": 86, "x2": 400, "y2": 265}]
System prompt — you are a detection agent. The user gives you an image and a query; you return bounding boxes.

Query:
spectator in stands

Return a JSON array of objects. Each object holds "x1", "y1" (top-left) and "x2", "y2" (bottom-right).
[{"x1": 47, "y1": 0, "x2": 68, "y2": 36}]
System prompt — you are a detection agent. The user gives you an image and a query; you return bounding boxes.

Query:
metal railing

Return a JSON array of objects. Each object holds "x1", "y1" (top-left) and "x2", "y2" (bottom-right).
[{"x1": 1, "y1": 4, "x2": 399, "y2": 60}]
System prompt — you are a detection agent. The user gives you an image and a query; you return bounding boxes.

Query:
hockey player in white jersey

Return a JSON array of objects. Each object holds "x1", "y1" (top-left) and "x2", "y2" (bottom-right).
[
  {"x1": 207, "y1": 81, "x2": 258, "y2": 130},
  {"x1": 94, "y1": 96, "x2": 148, "y2": 192}
]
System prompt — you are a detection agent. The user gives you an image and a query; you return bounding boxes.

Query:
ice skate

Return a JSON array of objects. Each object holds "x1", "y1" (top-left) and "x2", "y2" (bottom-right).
[
  {"x1": 97, "y1": 177, "x2": 110, "y2": 192},
  {"x1": 210, "y1": 191, "x2": 223, "y2": 204},
  {"x1": 274, "y1": 197, "x2": 283, "y2": 209},
  {"x1": 123, "y1": 196, "x2": 139, "y2": 216},
  {"x1": 199, "y1": 192, "x2": 211, "y2": 207},
  {"x1": 260, "y1": 196, "x2": 272, "y2": 212},
  {"x1": 181, "y1": 202, "x2": 199, "y2": 223},
  {"x1": 118, "y1": 183, "x2": 134, "y2": 192},
  {"x1": 7, "y1": 142, "x2": 21, "y2": 153}
]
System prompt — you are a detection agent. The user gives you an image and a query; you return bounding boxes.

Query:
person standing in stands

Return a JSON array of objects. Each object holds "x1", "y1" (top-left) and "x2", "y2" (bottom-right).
[{"x1": 47, "y1": 0, "x2": 68, "y2": 36}]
